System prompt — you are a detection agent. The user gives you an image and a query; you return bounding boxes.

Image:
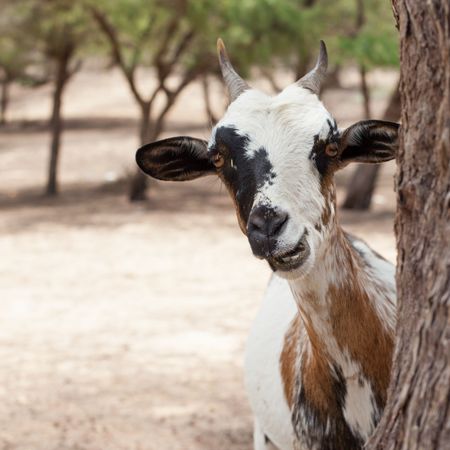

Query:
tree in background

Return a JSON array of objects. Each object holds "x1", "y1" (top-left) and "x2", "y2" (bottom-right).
[
  {"x1": 339, "y1": 0, "x2": 399, "y2": 210},
  {"x1": 0, "y1": 3, "x2": 48, "y2": 125},
  {"x1": 89, "y1": 0, "x2": 214, "y2": 201},
  {"x1": 366, "y1": 1, "x2": 449, "y2": 448},
  {"x1": 34, "y1": 3, "x2": 89, "y2": 196},
  {"x1": 342, "y1": 81, "x2": 400, "y2": 210},
  {"x1": 10, "y1": 0, "x2": 91, "y2": 196},
  {"x1": 0, "y1": 0, "x2": 401, "y2": 201},
  {"x1": 0, "y1": 37, "x2": 32, "y2": 126},
  {"x1": 90, "y1": 0, "x2": 327, "y2": 201}
]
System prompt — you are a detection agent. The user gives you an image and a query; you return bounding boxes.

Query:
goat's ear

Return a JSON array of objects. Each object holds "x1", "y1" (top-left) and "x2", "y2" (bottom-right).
[
  {"x1": 337, "y1": 120, "x2": 399, "y2": 166},
  {"x1": 136, "y1": 136, "x2": 215, "y2": 181}
]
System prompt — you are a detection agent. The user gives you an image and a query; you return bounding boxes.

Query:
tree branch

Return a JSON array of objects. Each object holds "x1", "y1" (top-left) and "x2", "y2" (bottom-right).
[
  {"x1": 153, "y1": 63, "x2": 203, "y2": 136},
  {"x1": 90, "y1": 6, "x2": 143, "y2": 105},
  {"x1": 130, "y1": 11, "x2": 156, "y2": 71}
]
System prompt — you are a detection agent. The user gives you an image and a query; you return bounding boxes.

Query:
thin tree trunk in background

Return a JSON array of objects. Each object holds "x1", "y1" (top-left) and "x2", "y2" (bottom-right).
[
  {"x1": 356, "y1": 0, "x2": 371, "y2": 120},
  {"x1": 342, "y1": 163, "x2": 379, "y2": 210},
  {"x1": 202, "y1": 75, "x2": 217, "y2": 125},
  {"x1": 261, "y1": 68, "x2": 282, "y2": 93},
  {"x1": 323, "y1": 64, "x2": 341, "y2": 90},
  {"x1": 294, "y1": 56, "x2": 312, "y2": 82},
  {"x1": 359, "y1": 65, "x2": 371, "y2": 119},
  {"x1": 129, "y1": 90, "x2": 182, "y2": 201},
  {"x1": 46, "y1": 51, "x2": 71, "y2": 197},
  {"x1": 342, "y1": 82, "x2": 401, "y2": 209},
  {"x1": 0, "y1": 78, "x2": 9, "y2": 125},
  {"x1": 130, "y1": 103, "x2": 152, "y2": 201},
  {"x1": 366, "y1": 1, "x2": 449, "y2": 448}
]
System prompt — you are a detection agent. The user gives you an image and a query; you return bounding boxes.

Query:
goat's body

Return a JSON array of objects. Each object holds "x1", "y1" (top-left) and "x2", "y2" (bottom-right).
[
  {"x1": 136, "y1": 38, "x2": 400, "y2": 450},
  {"x1": 245, "y1": 232, "x2": 396, "y2": 450}
]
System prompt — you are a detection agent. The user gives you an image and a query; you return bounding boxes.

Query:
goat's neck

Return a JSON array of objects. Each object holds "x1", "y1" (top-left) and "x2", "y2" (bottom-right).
[{"x1": 288, "y1": 213, "x2": 394, "y2": 400}]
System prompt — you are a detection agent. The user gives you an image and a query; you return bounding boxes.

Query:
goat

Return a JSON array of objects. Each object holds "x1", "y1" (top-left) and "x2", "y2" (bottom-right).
[{"x1": 136, "y1": 40, "x2": 398, "y2": 450}]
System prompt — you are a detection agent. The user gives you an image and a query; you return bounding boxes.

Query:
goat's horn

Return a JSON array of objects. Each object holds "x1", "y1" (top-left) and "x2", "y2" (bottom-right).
[
  {"x1": 217, "y1": 38, "x2": 249, "y2": 102},
  {"x1": 297, "y1": 40, "x2": 328, "y2": 95}
]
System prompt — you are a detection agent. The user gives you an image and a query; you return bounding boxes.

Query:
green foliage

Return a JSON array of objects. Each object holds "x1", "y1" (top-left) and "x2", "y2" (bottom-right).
[
  {"x1": 0, "y1": 0, "x2": 399, "y2": 88},
  {"x1": 88, "y1": 0, "x2": 208, "y2": 71},
  {"x1": 336, "y1": 0, "x2": 399, "y2": 68},
  {"x1": 24, "y1": 0, "x2": 91, "y2": 60},
  {"x1": 0, "y1": 1, "x2": 36, "y2": 83},
  {"x1": 191, "y1": 0, "x2": 398, "y2": 80},
  {"x1": 0, "y1": 0, "x2": 95, "y2": 84}
]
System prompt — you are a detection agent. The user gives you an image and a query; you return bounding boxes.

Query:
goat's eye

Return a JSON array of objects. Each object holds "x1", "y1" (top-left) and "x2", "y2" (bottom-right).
[
  {"x1": 213, "y1": 153, "x2": 225, "y2": 168},
  {"x1": 325, "y1": 143, "x2": 339, "y2": 157}
]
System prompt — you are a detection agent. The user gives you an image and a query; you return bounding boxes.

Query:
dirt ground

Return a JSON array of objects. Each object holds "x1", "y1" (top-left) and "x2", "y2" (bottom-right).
[{"x1": 0, "y1": 67, "x2": 397, "y2": 450}]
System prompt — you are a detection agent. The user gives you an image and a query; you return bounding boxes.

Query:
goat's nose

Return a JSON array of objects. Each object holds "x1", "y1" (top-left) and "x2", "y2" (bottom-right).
[{"x1": 247, "y1": 206, "x2": 288, "y2": 257}]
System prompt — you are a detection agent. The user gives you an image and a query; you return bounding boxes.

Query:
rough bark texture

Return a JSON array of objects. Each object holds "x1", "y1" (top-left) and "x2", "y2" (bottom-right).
[
  {"x1": 366, "y1": 1, "x2": 450, "y2": 449},
  {"x1": 343, "y1": 82, "x2": 401, "y2": 210}
]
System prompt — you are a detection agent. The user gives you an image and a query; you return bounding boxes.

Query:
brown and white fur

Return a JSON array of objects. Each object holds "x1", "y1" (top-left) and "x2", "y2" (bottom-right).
[{"x1": 136, "y1": 40, "x2": 398, "y2": 450}]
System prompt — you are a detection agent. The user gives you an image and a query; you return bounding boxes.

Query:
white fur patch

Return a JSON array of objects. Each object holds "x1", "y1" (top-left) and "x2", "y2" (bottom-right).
[
  {"x1": 245, "y1": 275, "x2": 297, "y2": 450},
  {"x1": 343, "y1": 375, "x2": 379, "y2": 440}
]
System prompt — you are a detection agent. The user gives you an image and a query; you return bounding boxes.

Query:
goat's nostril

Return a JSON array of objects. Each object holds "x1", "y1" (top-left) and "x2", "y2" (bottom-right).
[
  {"x1": 248, "y1": 212, "x2": 265, "y2": 232},
  {"x1": 270, "y1": 212, "x2": 288, "y2": 236},
  {"x1": 247, "y1": 207, "x2": 289, "y2": 239}
]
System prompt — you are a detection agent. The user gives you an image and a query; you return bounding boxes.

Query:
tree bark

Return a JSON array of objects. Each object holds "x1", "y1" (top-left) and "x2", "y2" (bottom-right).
[
  {"x1": 45, "y1": 49, "x2": 72, "y2": 196},
  {"x1": 366, "y1": 1, "x2": 450, "y2": 449},
  {"x1": 342, "y1": 81, "x2": 401, "y2": 210},
  {"x1": 0, "y1": 77, "x2": 9, "y2": 126}
]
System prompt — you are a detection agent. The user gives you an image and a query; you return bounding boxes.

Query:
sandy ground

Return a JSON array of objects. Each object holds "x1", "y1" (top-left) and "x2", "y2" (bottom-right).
[{"x1": 0, "y1": 66, "x2": 397, "y2": 450}]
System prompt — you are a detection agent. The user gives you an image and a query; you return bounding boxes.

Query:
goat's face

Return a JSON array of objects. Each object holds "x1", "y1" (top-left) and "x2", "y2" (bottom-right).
[
  {"x1": 136, "y1": 41, "x2": 399, "y2": 280},
  {"x1": 208, "y1": 86, "x2": 338, "y2": 278}
]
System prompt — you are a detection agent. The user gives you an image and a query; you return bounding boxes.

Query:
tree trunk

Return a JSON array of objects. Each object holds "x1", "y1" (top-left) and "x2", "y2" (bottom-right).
[
  {"x1": 294, "y1": 55, "x2": 312, "y2": 82},
  {"x1": 356, "y1": 0, "x2": 371, "y2": 121},
  {"x1": 45, "y1": 53, "x2": 70, "y2": 196},
  {"x1": 129, "y1": 103, "x2": 153, "y2": 201},
  {"x1": 342, "y1": 81, "x2": 401, "y2": 210},
  {"x1": 367, "y1": 1, "x2": 449, "y2": 449},
  {"x1": 0, "y1": 78, "x2": 10, "y2": 126},
  {"x1": 129, "y1": 92, "x2": 179, "y2": 201},
  {"x1": 322, "y1": 64, "x2": 341, "y2": 90},
  {"x1": 359, "y1": 65, "x2": 371, "y2": 119},
  {"x1": 202, "y1": 75, "x2": 218, "y2": 125}
]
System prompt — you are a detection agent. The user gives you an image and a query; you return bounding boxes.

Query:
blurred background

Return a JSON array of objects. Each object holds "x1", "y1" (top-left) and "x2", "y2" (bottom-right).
[{"x1": 0, "y1": 0, "x2": 398, "y2": 449}]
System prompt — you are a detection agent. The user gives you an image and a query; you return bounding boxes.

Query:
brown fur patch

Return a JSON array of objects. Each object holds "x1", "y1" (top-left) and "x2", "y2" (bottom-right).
[
  {"x1": 327, "y1": 232, "x2": 394, "y2": 403},
  {"x1": 300, "y1": 322, "x2": 337, "y2": 416},
  {"x1": 290, "y1": 230, "x2": 394, "y2": 420},
  {"x1": 319, "y1": 177, "x2": 336, "y2": 228},
  {"x1": 280, "y1": 314, "x2": 302, "y2": 408}
]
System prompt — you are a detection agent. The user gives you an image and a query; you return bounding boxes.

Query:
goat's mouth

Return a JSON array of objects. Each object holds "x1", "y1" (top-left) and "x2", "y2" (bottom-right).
[{"x1": 267, "y1": 235, "x2": 310, "y2": 272}]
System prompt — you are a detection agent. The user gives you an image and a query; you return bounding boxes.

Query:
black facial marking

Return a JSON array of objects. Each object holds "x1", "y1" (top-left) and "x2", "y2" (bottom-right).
[
  {"x1": 309, "y1": 119, "x2": 340, "y2": 177},
  {"x1": 292, "y1": 364, "x2": 364, "y2": 450},
  {"x1": 212, "y1": 126, "x2": 276, "y2": 224}
]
